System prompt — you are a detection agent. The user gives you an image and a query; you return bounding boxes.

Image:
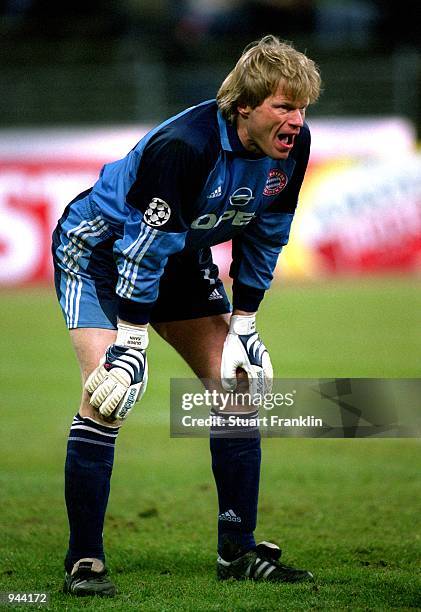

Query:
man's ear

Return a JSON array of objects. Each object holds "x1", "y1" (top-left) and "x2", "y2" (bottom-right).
[{"x1": 237, "y1": 104, "x2": 251, "y2": 119}]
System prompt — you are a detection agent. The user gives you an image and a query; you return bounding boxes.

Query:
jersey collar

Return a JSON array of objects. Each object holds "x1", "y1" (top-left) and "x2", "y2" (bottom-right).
[{"x1": 217, "y1": 109, "x2": 259, "y2": 157}]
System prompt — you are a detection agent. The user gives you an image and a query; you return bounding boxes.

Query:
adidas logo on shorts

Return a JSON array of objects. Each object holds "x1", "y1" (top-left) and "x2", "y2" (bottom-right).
[
  {"x1": 209, "y1": 289, "x2": 223, "y2": 300},
  {"x1": 219, "y1": 509, "x2": 241, "y2": 522}
]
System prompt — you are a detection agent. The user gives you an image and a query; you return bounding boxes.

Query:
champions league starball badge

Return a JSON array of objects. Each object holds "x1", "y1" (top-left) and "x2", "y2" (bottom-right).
[{"x1": 144, "y1": 197, "x2": 171, "y2": 227}]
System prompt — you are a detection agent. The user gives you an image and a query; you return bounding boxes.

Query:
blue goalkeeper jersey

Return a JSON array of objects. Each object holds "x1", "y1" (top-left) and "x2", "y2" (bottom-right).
[{"x1": 88, "y1": 100, "x2": 311, "y2": 323}]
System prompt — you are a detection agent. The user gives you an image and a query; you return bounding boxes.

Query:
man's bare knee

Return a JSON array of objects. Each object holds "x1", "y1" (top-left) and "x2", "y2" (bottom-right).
[{"x1": 78, "y1": 391, "x2": 121, "y2": 429}]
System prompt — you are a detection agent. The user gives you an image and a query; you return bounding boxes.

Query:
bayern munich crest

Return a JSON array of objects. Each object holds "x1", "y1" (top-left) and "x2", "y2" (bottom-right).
[
  {"x1": 263, "y1": 169, "x2": 288, "y2": 196},
  {"x1": 143, "y1": 197, "x2": 171, "y2": 227}
]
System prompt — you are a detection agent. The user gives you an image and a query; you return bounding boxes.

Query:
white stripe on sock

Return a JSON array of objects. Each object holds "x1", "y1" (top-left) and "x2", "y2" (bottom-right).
[
  {"x1": 70, "y1": 424, "x2": 119, "y2": 438},
  {"x1": 68, "y1": 436, "x2": 116, "y2": 448}
]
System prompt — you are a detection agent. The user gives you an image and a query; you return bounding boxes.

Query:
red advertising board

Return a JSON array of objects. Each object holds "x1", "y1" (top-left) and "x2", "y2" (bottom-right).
[{"x1": 0, "y1": 160, "x2": 101, "y2": 284}]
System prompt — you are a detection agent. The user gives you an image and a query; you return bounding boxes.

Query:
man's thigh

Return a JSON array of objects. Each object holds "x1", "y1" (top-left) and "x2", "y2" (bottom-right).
[
  {"x1": 153, "y1": 315, "x2": 251, "y2": 415},
  {"x1": 69, "y1": 327, "x2": 117, "y2": 424},
  {"x1": 153, "y1": 314, "x2": 230, "y2": 382}
]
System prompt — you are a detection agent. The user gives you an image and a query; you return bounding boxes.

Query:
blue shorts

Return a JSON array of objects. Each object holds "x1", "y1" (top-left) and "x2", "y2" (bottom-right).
[{"x1": 52, "y1": 191, "x2": 231, "y2": 329}]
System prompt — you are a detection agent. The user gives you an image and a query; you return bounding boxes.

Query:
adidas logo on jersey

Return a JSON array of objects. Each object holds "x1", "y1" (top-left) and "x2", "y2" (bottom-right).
[
  {"x1": 207, "y1": 185, "x2": 222, "y2": 199},
  {"x1": 219, "y1": 509, "x2": 242, "y2": 522},
  {"x1": 209, "y1": 288, "x2": 223, "y2": 300}
]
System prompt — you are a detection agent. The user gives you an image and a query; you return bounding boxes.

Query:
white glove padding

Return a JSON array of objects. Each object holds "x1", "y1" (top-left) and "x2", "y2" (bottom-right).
[
  {"x1": 221, "y1": 315, "x2": 273, "y2": 397},
  {"x1": 85, "y1": 324, "x2": 149, "y2": 421}
]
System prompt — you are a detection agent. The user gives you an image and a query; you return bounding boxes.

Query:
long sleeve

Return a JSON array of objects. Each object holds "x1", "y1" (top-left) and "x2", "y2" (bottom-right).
[{"x1": 230, "y1": 127, "x2": 311, "y2": 312}]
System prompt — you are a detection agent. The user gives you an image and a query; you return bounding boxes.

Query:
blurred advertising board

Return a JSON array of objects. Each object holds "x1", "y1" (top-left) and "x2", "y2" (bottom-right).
[
  {"x1": 282, "y1": 153, "x2": 421, "y2": 277},
  {"x1": 0, "y1": 127, "x2": 145, "y2": 286},
  {"x1": 0, "y1": 119, "x2": 419, "y2": 286}
]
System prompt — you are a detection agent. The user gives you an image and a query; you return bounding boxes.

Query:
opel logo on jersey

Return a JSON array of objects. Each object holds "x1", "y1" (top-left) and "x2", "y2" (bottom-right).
[
  {"x1": 191, "y1": 210, "x2": 255, "y2": 230},
  {"x1": 263, "y1": 169, "x2": 288, "y2": 196},
  {"x1": 143, "y1": 198, "x2": 171, "y2": 227},
  {"x1": 229, "y1": 187, "x2": 254, "y2": 206}
]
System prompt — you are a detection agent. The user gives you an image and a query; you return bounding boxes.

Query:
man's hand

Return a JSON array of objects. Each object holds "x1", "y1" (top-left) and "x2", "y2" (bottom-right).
[
  {"x1": 85, "y1": 323, "x2": 149, "y2": 421},
  {"x1": 221, "y1": 314, "x2": 273, "y2": 397}
]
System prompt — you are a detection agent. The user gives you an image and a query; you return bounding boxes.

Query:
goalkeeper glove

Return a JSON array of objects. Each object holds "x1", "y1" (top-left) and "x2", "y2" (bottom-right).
[
  {"x1": 85, "y1": 323, "x2": 149, "y2": 421},
  {"x1": 221, "y1": 314, "x2": 273, "y2": 397}
]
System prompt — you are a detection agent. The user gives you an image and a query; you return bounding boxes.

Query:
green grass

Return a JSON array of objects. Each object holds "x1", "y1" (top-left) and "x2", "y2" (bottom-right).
[{"x1": 1, "y1": 279, "x2": 420, "y2": 610}]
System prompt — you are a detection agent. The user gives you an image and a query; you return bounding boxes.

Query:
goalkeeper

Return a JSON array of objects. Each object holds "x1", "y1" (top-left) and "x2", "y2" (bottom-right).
[{"x1": 52, "y1": 34, "x2": 321, "y2": 597}]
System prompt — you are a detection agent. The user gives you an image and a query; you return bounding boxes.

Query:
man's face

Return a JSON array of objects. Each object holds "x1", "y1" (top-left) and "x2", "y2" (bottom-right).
[{"x1": 237, "y1": 84, "x2": 307, "y2": 159}]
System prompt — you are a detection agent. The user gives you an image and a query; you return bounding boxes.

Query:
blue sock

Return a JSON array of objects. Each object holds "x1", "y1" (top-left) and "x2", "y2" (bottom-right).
[
  {"x1": 210, "y1": 414, "x2": 261, "y2": 556},
  {"x1": 64, "y1": 414, "x2": 119, "y2": 573}
]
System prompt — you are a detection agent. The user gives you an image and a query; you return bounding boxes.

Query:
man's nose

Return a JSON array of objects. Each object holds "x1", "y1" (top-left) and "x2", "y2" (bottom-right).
[{"x1": 288, "y1": 108, "x2": 304, "y2": 128}]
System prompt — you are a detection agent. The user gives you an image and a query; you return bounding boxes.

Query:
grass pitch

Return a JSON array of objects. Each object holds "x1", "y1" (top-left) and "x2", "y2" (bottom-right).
[{"x1": 0, "y1": 278, "x2": 420, "y2": 611}]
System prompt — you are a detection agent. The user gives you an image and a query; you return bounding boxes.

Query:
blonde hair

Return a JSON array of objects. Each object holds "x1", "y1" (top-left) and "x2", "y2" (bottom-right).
[{"x1": 217, "y1": 35, "x2": 321, "y2": 123}]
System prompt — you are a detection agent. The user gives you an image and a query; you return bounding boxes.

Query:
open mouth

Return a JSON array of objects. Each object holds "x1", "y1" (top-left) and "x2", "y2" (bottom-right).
[{"x1": 277, "y1": 133, "x2": 294, "y2": 146}]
